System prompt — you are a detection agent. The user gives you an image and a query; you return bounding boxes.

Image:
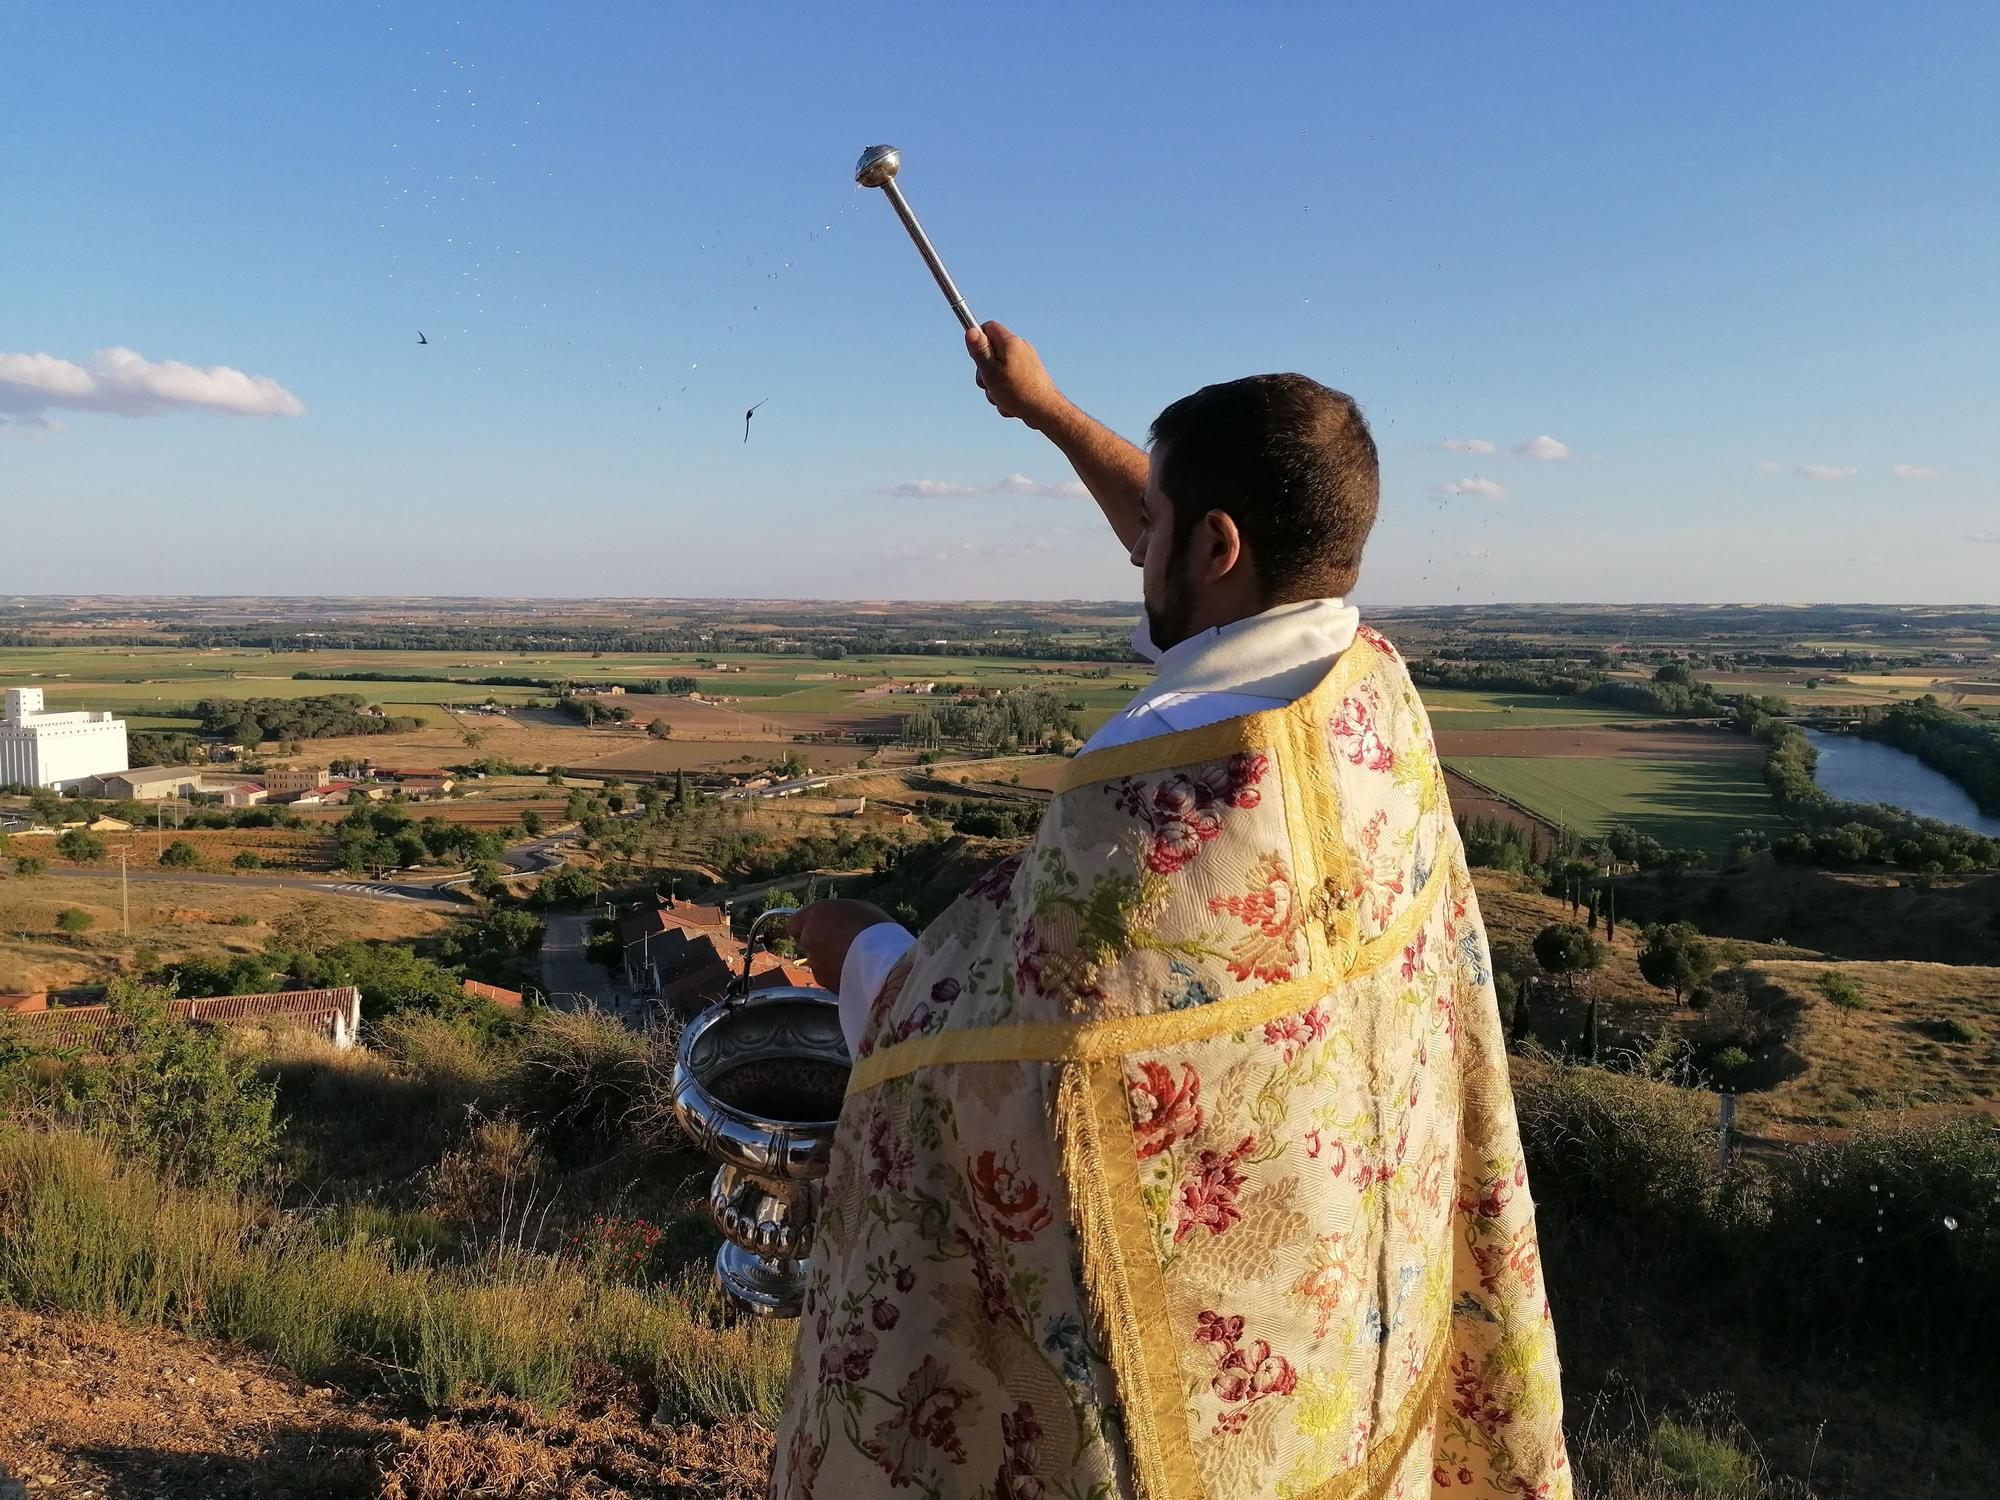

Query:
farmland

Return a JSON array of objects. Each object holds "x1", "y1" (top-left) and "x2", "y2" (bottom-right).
[{"x1": 1445, "y1": 748, "x2": 1780, "y2": 853}]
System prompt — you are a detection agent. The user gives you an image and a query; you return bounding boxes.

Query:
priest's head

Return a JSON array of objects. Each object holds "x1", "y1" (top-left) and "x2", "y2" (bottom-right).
[{"x1": 1136, "y1": 375, "x2": 1378, "y2": 651}]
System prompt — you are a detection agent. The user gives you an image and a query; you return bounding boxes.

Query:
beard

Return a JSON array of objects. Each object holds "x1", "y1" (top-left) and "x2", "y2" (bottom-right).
[{"x1": 1143, "y1": 542, "x2": 1200, "y2": 652}]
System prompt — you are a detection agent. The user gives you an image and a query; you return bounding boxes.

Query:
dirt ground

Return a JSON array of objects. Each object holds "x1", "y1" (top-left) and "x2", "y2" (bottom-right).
[
  {"x1": 0, "y1": 880, "x2": 446, "y2": 993},
  {"x1": 1432, "y1": 722, "x2": 1763, "y2": 761},
  {"x1": 0, "y1": 1305, "x2": 773, "y2": 1499},
  {"x1": 1443, "y1": 769, "x2": 1554, "y2": 839}
]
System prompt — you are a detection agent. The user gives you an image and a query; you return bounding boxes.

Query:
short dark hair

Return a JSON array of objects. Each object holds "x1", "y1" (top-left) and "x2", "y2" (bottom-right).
[{"x1": 1149, "y1": 374, "x2": 1379, "y2": 598}]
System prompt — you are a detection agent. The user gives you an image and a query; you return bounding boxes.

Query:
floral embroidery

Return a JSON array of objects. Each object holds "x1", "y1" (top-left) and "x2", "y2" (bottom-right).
[
  {"x1": 1263, "y1": 1001, "x2": 1329, "y2": 1063},
  {"x1": 1195, "y1": 1309, "x2": 1299, "y2": 1434},
  {"x1": 1207, "y1": 852, "x2": 1303, "y2": 982},
  {"x1": 957, "y1": 1226, "x2": 1019, "y2": 1325},
  {"x1": 1350, "y1": 809, "x2": 1408, "y2": 928},
  {"x1": 1042, "y1": 1312, "x2": 1092, "y2": 1383},
  {"x1": 1113, "y1": 751, "x2": 1268, "y2": 875},
  {"x1": 968, "y1": 853, "x2": 1022, "y2": 905},
  {"x1": 1174, "y1": 1134, "x2": 1256, "y2": 1242},
  {"x1": 1293, "y1": 1233, "x2": 1357, "y2": 1337},
  {"x1": 1162, "y1": 960, "x2": 1219, "y2": 1011},
  {"x1": 1330, "y1": 686, "x2": 1395, "y2": 773},
  {"x1": 1128, "y1": 1060, "x2": 1203, "y2": 1160},
  {"x1": 865, "y1": 1109, "x2": 914, "y2": 1193},
  {"x1": 1473, "y1": 1222, "x2": 1542, "y2": 1296},
  {"x1": 1401, "y1": 929, "x2": 1428, "y2": 980},
  {"x1": 995, "y1": 1402, "x2": 1046, "y2": 1500},
  {"x1": 1450, "y1": 1352, "x2": 1516, "y2": 1437},
  {"x1": 863, "y1": 1355, "x2": 978, "y2": 1486},
  {"x1": 968, "y1": 1146, "x2": 1054, "y2": 1243}
]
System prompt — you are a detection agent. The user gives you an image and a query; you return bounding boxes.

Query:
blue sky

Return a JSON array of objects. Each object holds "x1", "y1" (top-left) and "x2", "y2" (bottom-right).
[{"x1": 5, "y1": 2, "x2": 1995, "y2": 605}]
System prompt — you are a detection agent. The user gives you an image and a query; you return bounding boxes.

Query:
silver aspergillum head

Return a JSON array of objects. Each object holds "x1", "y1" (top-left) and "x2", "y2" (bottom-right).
[{"x1": 854, "y1": 144, "x2": 901, "y2": 188}]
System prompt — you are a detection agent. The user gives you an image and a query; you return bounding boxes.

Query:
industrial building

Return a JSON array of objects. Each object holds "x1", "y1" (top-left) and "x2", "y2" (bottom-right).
[{"x1": 0, "y1": 687, "x2": 129, "y2": 790}]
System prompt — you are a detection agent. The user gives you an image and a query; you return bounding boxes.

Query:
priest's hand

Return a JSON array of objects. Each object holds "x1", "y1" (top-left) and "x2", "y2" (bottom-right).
[
  {"x1": 788, "y1": 898, "x2": 897, "y2": 994},
  {"x1": 967, "y1": 321, "x2": 1068, "y2": 432}
]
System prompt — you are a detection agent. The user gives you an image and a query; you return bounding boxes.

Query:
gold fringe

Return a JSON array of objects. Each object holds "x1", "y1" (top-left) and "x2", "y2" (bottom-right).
[
  {"x1": 1056, "y1": 1059, "x2": 1203, "y2": 1500},
  {"x1": 845, "y1": 866, "x2": 1444, "y2": 1098}
]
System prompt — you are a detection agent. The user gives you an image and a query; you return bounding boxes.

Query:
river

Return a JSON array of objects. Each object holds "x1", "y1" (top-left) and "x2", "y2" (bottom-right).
[{"x1": 1804, "y1": 729, "x2": 2000, "y2": 837}]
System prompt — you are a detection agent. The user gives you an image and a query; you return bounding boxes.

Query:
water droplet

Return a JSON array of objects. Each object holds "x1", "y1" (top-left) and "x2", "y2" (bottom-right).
[
  {"x1": 1855, "y1": 1255, "x2": 1865, "y2": 1264},
  {"x1": 1869, "y1": 1184, "x2": 1879, "y2": 1193},
  {"x1": 1944, "y1": 1216, "x2": 1959, "y2": 1231}
]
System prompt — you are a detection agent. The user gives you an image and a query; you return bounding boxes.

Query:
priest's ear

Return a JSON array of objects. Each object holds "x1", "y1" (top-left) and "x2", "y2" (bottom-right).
[{"x1": 1190, "y1": 508, "x2": 1249, "y2": 586}]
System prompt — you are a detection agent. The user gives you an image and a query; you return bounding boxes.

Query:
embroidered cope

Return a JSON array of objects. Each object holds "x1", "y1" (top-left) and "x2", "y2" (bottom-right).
[{"x1": 771, "y1": 627, "x2": 1569, "y2": 1500}]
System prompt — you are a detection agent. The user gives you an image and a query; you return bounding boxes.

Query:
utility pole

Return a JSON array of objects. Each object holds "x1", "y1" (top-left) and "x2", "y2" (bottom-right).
[{"x1": 113, "y1": 844, "x2": 131, "y2": 945}]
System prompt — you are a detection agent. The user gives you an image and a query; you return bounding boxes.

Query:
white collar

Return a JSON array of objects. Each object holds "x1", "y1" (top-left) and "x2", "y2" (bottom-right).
[{"x1": 1130, "y1": 598, "x2": 1361, "y2": 702}]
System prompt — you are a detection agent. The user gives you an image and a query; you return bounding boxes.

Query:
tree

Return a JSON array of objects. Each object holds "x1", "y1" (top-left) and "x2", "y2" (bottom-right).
[
  {"x1": 56, "y1": 828, "x2": 107, "y2": 863},
  {"x1": 1637, "y1": 921, "x2": 1716, "y2": 1004},
  {"x1": 647, "y1": 718, "x2": 672, "y2": 739},
  {"x1": 159, "y1": 839, "x2": 203, "y2": 869},
  {"x1": 55, "y1": 907, "x2": 95, "y2": 937},
  {"x1": 533, "y1": 865, "x2": 604, "y2": 908},
  {"x1": 674, "y1": 769, "x2": 695, "y2": 813},
  {"x1": 1532, "y1": 922, "x2": 1605, "y2": 998},
  {"x1": 520, "y1": 808, "x2": 545, "y2": 837}
]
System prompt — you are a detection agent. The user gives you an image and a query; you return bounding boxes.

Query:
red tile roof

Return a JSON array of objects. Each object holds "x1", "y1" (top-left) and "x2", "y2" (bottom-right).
[
  {"x1": 462, "y1": 979, "x2": 524, "y2": 1009},
  {"x1": 16, "y1": 987, "x2": 362, "y2": 1052}
]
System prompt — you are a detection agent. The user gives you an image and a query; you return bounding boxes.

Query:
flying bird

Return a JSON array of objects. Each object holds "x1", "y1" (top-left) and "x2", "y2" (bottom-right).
[
  {"x1": 743, "y1": 398, "x2": 767, "y2": 443},
  {"x1": 416, "y1": 331, "x2": 428, "y2": 345}
]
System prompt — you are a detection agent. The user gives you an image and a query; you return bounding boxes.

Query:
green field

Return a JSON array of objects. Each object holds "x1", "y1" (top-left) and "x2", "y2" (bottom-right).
[
  {"x1": 1416, "y1": 689, "x2": 1655, "y2": 729},
  {"x1": 0, "y1": 646, "x2": 1144, "y2": 733},
  {"x1": 1444, "y1": 753, "x2": 1784, "y2": 853}
]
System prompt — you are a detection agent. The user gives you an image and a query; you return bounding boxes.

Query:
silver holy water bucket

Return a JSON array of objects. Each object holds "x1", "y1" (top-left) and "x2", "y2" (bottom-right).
[{"x1": 670, "y1": 908, "x2": 850, "y2": 1318}]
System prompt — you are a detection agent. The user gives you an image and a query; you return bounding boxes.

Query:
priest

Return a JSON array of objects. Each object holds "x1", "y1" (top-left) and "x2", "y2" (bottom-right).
[{"x1": 772, "y1": 324, "x2": 1570, "y2": 1500}]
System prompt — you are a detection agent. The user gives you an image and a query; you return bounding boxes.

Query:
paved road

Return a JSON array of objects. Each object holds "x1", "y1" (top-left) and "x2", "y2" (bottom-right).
[{"x1": 538, "y1": 910, "x2": 630, "y2": 1017}]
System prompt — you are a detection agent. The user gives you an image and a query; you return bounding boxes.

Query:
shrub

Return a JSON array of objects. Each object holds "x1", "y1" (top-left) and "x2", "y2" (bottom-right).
[
  {"x1": 1708, "y1": 1045, "x2": 1752, "y2": 1075},
  {"x1": 13, "y1": 855, "x2": 45, "y2": 877},
  {"x1": 1513, "y1": 1059, "x2": 1737, "y2": 1248},
  {"x1": 1918, "y1": 1017, "x2": 1981, "y2": 1044},
  {"x1": 43, "y1": 980, "x2": 278, "y2": 1187},
  {"x1": 1759, "y1": 1121, "x2": 1999, "y2": 1372},
  {"x1": 159, "y1": 838, "x2": 203, "y2": 869},
  {"x1": 514, "y1": 1008, "x2": 651, "y2": 1151},
  {"x1": 232, "y1": 850, "x2": 264, "y2": 869},
  {"x1": 54, "y1": 907, "x2": 95, "y2": 937},
  {"x1": 1816, "y1": 971, "x2": 1869, "y2": 1010},
  {"x1": 55, "y1": 827, "x2": 106, "y2": 863},
  {"x1": 1647, "y1": 1419, "x2": 1759, "y2": 1498}
]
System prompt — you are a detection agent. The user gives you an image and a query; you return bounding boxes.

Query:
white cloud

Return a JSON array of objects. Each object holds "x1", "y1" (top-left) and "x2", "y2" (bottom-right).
[
  {"x1": 1440, "y1": 437, "x2": 1495, "y2": 454},
  {"x1": 1797, "y1": 464, "x2": 1858, "y2": 480},
  {"x1": 0, "y1": 347, "x2": 306, "y2": 421},
  {"x1": 872, "y1": 472, "x2": 1087, "y2": 499},
  {"x1": 1968, "y1": 530, "x2": 2000, "y2": 545},
  {"x1": 1513, "y1": 434, "x2": 1571, "y2": 462},
  {"x1": 1893, "y1": 464, "x2": 1946, "y2": 480},
  {"x1": 1432, "y1": 476, "x2": 1508, "y2": 501},
  {"x1": 1751, "y1": 461, "x2": 1784, "y2": 475}
]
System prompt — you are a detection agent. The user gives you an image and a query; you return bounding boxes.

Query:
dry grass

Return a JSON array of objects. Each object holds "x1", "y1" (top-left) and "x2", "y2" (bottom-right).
[
  {"x1": 1733, "y1": 959, "x2": 2000, "y2": 1133},
  {"x1": 0, "y1": 876, "x2": 446, "y2": 992}
]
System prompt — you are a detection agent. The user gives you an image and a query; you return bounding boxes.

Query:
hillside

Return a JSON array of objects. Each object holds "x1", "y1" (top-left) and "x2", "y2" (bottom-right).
[{"x1": 0, "y1": 1305, "x2": 768, "y2": 1499}]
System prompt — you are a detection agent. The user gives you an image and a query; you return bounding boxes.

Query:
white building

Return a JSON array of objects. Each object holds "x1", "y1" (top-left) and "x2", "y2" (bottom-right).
[{"x1": 0, "y1": 688, "x2": 129, "y2": 790}]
